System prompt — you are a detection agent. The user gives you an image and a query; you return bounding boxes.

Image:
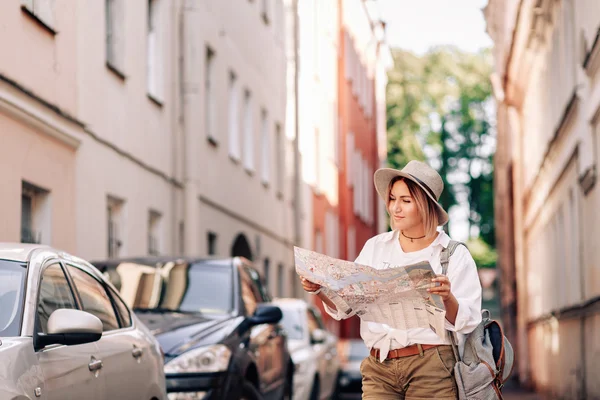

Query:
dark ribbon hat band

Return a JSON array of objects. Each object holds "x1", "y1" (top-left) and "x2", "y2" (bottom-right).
[{"x1": 408, "y1": 173, "x2": 437, "y2": 199}]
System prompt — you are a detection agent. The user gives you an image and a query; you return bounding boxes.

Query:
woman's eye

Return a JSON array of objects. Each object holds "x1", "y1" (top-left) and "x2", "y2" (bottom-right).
[{"x1": 403, "y1": 200, "x2": 411, "y2": 203}]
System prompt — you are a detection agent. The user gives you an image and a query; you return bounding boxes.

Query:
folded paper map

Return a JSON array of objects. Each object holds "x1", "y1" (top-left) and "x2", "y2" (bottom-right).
[{"x1": 294, "y1": 246, "x2": 446, "y2": 339}]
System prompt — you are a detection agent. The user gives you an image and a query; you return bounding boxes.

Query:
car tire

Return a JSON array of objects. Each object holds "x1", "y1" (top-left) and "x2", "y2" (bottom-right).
[
  {"x1": 309, "y1": 376, "x2": 320, "y2": 400},
  {"x1": 240, "y1": 380, "x2": 262, "y2": 400}
]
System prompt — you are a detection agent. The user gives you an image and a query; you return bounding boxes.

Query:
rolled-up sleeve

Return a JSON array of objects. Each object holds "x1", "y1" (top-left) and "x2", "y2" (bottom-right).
[
  {"x1": 322, "y1": 239, "x2": 374, "y2": 321},
  {"x1": 444, "y1": 245, "x2": 482, "y2": 334}
]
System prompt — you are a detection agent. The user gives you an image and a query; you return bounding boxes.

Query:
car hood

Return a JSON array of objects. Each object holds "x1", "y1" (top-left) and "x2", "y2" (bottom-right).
[{"x1": 136, "y1": 312, "x2": 242, "y2": 355}]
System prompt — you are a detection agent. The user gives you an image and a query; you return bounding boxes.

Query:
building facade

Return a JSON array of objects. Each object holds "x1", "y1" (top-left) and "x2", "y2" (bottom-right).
[
  {"x1": 289, "y1": 0, "x2": 391, "y2": 338},
  {"x1": 485, "y1": 0, "x2": 600, "y2": 397},
  {"x1": 0, "y1": 0, "x2": 298, "y2": 298}
]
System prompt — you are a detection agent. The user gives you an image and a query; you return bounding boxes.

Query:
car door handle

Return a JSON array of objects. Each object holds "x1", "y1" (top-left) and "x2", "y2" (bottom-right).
[
  {"x1": 132, "y1": 346, "x2": 143, "y2": 359},
  {"x1": 88, "y1": 359, "x2": 103, "y2": 372}
]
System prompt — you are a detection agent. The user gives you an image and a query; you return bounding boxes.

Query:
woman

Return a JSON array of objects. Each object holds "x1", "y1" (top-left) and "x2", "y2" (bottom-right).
[{"x1": 300, "y1": 160, "x2": 482, "y2": 399}]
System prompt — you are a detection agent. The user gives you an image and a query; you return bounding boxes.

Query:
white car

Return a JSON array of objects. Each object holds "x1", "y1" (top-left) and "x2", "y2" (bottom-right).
[
  {"x1": 273, "y1": 298, "x2": 339, "y2": 400},
  {"x1": 0, "y1": 243, "x2": 167, "y2": 400}
]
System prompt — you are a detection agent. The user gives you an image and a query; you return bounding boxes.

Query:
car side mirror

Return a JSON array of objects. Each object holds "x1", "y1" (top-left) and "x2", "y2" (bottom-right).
[
  {"x1": 35, "y1": 309, "x2": 103, "y2": 350},
  {"x1": 311, "y1": 328, "x2": 327, "y2": 344},
  {"x1": 247, "y1": 304, "x2": 282, "y2": 325}
]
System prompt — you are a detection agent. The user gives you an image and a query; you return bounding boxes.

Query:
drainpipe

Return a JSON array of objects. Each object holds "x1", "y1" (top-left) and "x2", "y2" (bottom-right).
[{"x1": 292, "y1": 0, "x2": 302, "y2": 247}]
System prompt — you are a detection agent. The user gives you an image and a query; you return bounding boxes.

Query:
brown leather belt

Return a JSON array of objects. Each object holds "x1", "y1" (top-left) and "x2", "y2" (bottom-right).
[{"x1": 370, "y1": 344, "x2": 440, "y2": 360}]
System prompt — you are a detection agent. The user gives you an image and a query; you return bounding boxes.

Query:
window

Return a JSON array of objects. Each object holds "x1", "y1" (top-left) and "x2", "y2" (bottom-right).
[
  {"x1": 205, "y1": 46, "x2": 216, "y2": 144},
  {"x1": 21, "y1": 0, "x2": 56, "y2": 33},
  {"x1": 243, "y1": 90, "x2": 255, "y2": 172},
  {"x1": 21, "y1": 181, "x2": 50, "y2": 245},
  {"x1": 347, "y1": 226, "x2": 356, "y2": 261},
  {"x1": 261, "y1": 0, "x2": 270, "y2": 24},
  {"x1": 106, "y1": 0, "x2": 125, "y2": 76},
  {"x1": 107, "y1": 196, "x2": 124, "y2": 258},
  {"x1": 108, "y1": 286, "x2": 132, "y2": 328},
  {"x1": 67, "y1": 266, "x2": 120, "y2": 332},
  {"x1": 207, "y1": 232, "x2": 217, "y2": 255},
  {"x1": 147, "y1": 0, "x2": 163, "y2": 101},
  {"x1": 346, "y1": 132, "x2": 354, "y2": 185},
  {"x1": 275, "y1": 123, "x2": 283, "y2": 197},
  {"x1": 315, "y1": 230, "x2": 323, "y2": 254},
  {"x1": 228, "y1": 71, "x2": 241, "y2": 160},
  {"x1": 277, "y1": 264, "x2": 284, "y2": 297},
  {"x1": 263, "y1": 258, "x2": 270, "y2": 292},
  {"x1": 37, "y1": 264, "x2": 77, "y2": 334},
  {"x1": 148, "y1": 210, "x2": 161, "y2": 255},
  {"x1": 260, "y1": 109, "x2": 270, "y2": 185}
]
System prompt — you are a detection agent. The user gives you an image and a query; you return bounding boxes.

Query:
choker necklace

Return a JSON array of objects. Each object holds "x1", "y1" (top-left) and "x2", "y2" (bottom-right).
[{"x1": 401, "y1": 231, "x2": 426, "y2": 243}]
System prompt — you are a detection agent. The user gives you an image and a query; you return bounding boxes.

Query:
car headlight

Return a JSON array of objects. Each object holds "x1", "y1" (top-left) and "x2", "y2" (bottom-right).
[{"x1": 164, "y1": 344, "x2": 232, "y2": 373}]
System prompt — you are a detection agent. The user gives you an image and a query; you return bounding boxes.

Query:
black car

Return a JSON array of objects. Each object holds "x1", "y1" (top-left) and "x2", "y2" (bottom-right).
[
  {"x1": 335, "y1": 338, "x2": 369, "y2": 398},
  {"x1": 92, "y1": 256, "x2": 294, "y2": 400}
]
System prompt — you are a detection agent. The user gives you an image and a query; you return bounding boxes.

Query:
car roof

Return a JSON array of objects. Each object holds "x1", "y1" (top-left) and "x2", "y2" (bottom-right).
[
  {"x1": 0, "y1": 242, "x2": 52, "y2": 263},
  {"x1": 91, "y1": 255, "x2": 239, "y2": 271}
]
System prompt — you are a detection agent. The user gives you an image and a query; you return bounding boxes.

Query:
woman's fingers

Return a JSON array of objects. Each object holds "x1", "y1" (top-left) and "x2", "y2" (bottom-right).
[{"x1": 300, "y1": 276, "x2": 321, "y2": 292}]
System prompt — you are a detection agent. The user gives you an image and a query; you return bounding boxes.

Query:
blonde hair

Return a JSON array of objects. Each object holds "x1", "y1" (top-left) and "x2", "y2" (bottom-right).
[{"x1": 387, "y1": 176, "x2": 440, "y2": 238}]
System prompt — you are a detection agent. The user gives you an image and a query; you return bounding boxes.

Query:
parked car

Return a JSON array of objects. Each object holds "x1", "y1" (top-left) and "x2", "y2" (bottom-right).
[
  {"x1": 273, "y1": 298, "x2": 339, "y2": 400},
  {"x1": 0, "y1": 243, "x2": 167, "y2": 400},
  {"x1": 92, "y1": 256, "x2": 294, "y2": 400},
  {"x1": 335, "y1": 338, "x2": 369, "y2": 398}
]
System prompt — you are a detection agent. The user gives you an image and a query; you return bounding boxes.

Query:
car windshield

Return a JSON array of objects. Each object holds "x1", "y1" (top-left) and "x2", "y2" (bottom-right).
[
  {"x1": 106, "y1": 261, "x2": 234, "y2": 315},
  {"x1": 278, "y1": 306, "x2": 304, "y2": 340},
  {"x1": 0, "y1": 260, "x2": 27, "y2": 337},
  {"x1": 348, "y1": 340, "x2": 370, "y2": 361},
  {"x1": 173, "y1": 263, "x2": 234, "y2": 314}
]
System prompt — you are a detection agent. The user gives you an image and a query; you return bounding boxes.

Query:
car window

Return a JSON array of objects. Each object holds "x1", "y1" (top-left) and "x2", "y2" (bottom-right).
[
  {"x1": 108, "y1": 286, "x2": 132, "y2": 328},
  {"x1": 244, "y1": 266, "x2": 271, "y2": 302},
  {"x1": 239, "y1": 268, "x2": 260, "y2": 315},
  {"x1": 171, "y1": 263, "x2": 234, "y2": 314},
  {"x1": 67, "y1": 266, "x2": 119, "y2": 332},
  {"x1": 37, "y1": 263, "x2": 77, "y2": 334}
]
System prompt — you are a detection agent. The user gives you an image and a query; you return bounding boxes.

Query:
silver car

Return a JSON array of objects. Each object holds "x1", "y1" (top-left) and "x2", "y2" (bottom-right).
[{"x1": 0, "y1": 243, "x2": 167, "y2": 400}]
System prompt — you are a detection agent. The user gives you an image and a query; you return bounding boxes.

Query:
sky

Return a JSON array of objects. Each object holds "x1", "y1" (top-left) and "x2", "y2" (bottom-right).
[{"x1": 376, "y1": 0, "x2": 493, "y2": 54}]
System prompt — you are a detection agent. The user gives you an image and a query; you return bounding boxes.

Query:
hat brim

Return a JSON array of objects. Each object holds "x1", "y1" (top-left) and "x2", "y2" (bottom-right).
[{"x1": 374, "y1": 168, "x2": 449, "y2": 226}]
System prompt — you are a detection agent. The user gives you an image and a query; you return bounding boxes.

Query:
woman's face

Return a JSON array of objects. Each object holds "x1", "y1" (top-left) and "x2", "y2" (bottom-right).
[{"x1": 388, "y1": 179, "x2": 423, "y2": 231}]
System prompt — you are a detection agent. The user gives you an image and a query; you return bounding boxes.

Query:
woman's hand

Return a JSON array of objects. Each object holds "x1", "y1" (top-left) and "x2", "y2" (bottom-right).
[
  {"x1": 428, "y1": 275, "x2": 454, "y2": 302},
  {"x1": 300, "y1": 276, "x2": 321, "y2": 293}
]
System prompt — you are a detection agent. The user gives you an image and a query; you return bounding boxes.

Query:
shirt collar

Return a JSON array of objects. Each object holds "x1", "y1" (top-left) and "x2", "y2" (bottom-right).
[{"x1": 383, "y1": 227, "x2": 450, "y2": 248}]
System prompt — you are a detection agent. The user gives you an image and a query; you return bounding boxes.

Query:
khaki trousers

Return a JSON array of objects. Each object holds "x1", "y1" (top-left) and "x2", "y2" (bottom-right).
[{"x1": 360, "y1": 345, "x2": 458, "y2": 399}]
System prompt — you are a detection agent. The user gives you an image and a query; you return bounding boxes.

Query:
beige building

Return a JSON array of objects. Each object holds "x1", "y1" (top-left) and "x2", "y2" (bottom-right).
[
  {"x1": 0, "y1": 0, "x2": 296, "y2": 297},
  {"x1": 486, "y1": 0, "x2": 600, "y2": 397}
]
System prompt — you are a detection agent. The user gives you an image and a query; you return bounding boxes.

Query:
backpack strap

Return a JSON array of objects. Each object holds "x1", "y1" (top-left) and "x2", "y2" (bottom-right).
[
  {"x1": 441, "y1": 240, "x2": 466, "y2": 362},
  {"x1": 440, "y1": 240, "x2": 465, "y2": 275}
]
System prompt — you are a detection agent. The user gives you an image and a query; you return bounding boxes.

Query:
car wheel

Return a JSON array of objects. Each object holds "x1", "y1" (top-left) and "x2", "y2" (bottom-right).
[
  {"x1": 240, "y1": 380, "x2": 262, "y2": 400},
  {"x1": 309, "y1": 376, "x2": 320, "y2": 400}
]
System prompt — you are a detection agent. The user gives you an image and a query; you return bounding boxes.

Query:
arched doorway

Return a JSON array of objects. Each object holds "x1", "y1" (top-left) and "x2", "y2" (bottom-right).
[{"x1": 231, "y1": 233, "x2": 253, "y2": 261}]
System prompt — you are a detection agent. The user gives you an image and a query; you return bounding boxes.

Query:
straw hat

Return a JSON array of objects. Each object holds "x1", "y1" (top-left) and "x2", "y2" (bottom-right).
[{"x1": 374, "y1": 160, "x2": 449, "y2": 226}]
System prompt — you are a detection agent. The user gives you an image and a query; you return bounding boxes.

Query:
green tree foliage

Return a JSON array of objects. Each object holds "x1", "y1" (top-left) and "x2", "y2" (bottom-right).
[{"x1": 386, "y1": 46, "x2": 496, "y2": 249}]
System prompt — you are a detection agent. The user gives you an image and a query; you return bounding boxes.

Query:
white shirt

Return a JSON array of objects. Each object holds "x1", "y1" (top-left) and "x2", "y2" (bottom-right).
[{"x1": 323, "y1": 229, "x2": 482, "y2": 362}]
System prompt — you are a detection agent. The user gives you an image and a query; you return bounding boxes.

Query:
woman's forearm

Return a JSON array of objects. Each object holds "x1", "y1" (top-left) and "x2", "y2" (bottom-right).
[{"x1": 444, "y1": 294, "x2": 459, "y2": 325}]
